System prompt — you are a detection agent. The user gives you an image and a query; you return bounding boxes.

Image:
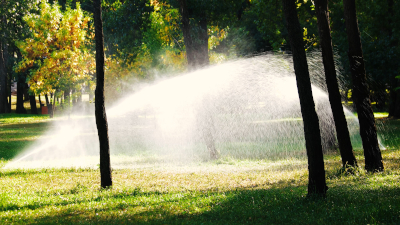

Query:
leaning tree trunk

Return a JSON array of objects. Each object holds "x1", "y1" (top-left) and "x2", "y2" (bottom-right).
[
  {"x1": 94, "y1": 0, "x2": 112, "y2": 188},
  {"x1": 314, "y1": 0, "x2": 357, "y2": 168},
  {"x1": 282, "y1": 0, "x2": 327, "y2": 196},
  {"x1": 179, "y1": 0, "x2": 196, "y2": 70},
  {"x1": 343, "y1": 0, "x2": 383, "y2": 172}
]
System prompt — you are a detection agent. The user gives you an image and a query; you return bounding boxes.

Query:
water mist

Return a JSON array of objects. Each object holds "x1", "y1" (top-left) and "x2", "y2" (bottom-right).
[{"x1": 4, "y1": 53, "x2": 367, "y2": 169}]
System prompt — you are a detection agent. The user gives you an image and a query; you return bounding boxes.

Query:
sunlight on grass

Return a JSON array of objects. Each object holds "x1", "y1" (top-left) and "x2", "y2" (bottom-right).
[
  {"x1": 0, "y1": 114, "x2": 399, "y2": 224},
  {"x1": 0, "y1": 114, "x2": 49, "y2": 124}
]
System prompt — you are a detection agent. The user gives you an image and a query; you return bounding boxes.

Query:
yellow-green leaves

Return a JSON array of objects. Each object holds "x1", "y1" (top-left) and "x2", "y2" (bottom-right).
[{"x1": 15, "y1": 1, "x2": 93, "y2": 96}]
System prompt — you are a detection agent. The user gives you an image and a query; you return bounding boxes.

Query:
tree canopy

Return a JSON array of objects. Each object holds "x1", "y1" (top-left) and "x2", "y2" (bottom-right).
[{"x1": 15, "y1": 1, "x2": 94, "y2": 96}]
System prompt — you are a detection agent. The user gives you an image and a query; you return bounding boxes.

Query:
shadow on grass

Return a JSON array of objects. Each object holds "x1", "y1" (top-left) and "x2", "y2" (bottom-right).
[
  {"x1": 7, "y1": 180, "x2": 400, "y2": 225},
  {"x1": 0, "y1": 140, "x2": 36, "y2": 160},
  {"x1": 0, "y1": 120, "x2": 51, "y2": 160}
]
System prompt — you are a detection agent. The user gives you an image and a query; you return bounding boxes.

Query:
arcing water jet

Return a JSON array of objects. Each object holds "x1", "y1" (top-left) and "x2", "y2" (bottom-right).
[{"x1": 4, "y1": 54, "x2": 367, "y2": 169}]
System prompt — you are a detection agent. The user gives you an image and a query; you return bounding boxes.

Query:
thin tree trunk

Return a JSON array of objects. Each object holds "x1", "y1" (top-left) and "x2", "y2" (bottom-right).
[
  {"x1": 64, "y1": 88, "x2": 71, "y2": 106},
  {"x1": 179, "y1": 0, "x2": 195, "y2": 70},
  {"x1": 0, "y1": 11, "x2": 8, "y2": 113},
  {"x1": 282, "y1": 0, "x2": 327, "y2": 196},
  {"x1": 16, "y1": 77, "x2": 26, "y2": 114},
  {"x1": 45, "y1": 94, "x2": 49, "y2": 106},
  {"x1": 0, "y1": 40, "x2": 6, "y2": 113},
  {"x1": 343, "y1": 0, "x2": 383, "y2": 172},
  {"x1": 94, "y1": 0, "x2": 112, "y2": 188},
  {"x1": 387, "y1": 0, "x2": 399, "y2": 118},
  {"x1": 39, "y1": 95, "x2": 43, "y2": 111},
  {"x1": 7, "y1": 69, "x2": 11, "y2": 112},
  {"x1": 45, "y1": 94, "x2": 53, "y2": 117},
  {"x1": 52, "y1": 92, "x2": 56, "y2": 117},
  {"x1": 3, "y1": 38, "x2": 10, "y2": 113},
  {"x1": 29, "y1": 94, "x2": 38, "y2": 114},
  {"x1": 23, "y1": 85, "x2": 29, "y2": 101},
  {"x1": 314, "y1": 0, "x2": 357, "y2": 167},
  {"x1": 197, "y1": 15, "x2": 209, "y2": 67}
]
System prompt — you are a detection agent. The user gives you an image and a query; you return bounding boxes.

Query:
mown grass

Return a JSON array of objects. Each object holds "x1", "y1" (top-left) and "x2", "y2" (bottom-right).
[
  {"x1": 0, "y1": 114, "x2": 51, "y2": 162},
  {"x1": 0, "y1": 113, "x2": 399, "y2": 224}
]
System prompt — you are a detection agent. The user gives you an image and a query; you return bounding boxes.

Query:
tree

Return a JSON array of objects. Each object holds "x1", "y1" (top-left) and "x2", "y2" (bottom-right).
[
  {"x1": 0, "y1": 0, "x2": 39, "y2": 114},
  {"x1": 342, "y1": 0, "x2": 383, "y2": 172},
  {"x1": 281, "y1": 0, "x2": 327, "y2": 196},
  {"x1": 178, "y1": 0, "x2": 195, "y2": 70},
  {"x1": 15, "y1": 1, "x2": 94, "y2": 117},
  {"x1": 314, "y1": 0, "x2": 357, "y2": 168},
  {"x1": 102, "y1": 0, "x2": 153, "y2": 64},
  {"x1": 94, "y1": 0, "x2": 112, "y2": 188},
  {"x1": 0, "y1": 0, "x2": 9, "y2": 113},
  {"x1": 0, "y1": 39, "x2": 6, "y2": 113}
]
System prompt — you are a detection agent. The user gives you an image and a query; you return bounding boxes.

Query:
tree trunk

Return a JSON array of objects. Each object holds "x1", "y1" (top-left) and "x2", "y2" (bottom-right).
[
  {"x1": 23, "y1": 85, "x2": 29, "y2": 102},
  {"x1": 3, "y1": 39, "x2": 10, "y2": 113},
  {"x1": 387, "y1": 0, "x2": 399, "y2": 118},
  {"x1": 39, "y1": 95, "x2": 43, "y2": 111},
  {"x1": 7, "y1": 69, "x2": 11, "y2": 112},
  {"x1": 179, "y1": 0, "x2": 196, "y2": 70},
  {"x1": 45, "y1": 94, "x2": 49, "y2": 107},
  {"x1": 314, "y1": 0, "x2": 357, "y2": 167},
  {"x1": 0, "y1": 40, "x2": 6, "y2": 113},
  {"x1": 282, "y1": 0, "x2": 327, "y2": 196},
  {"x1": 16, "y1": 77, "x2": 26, "y2": 114},
  {"x1": 51, "y1": 92, "x2": 56, "y2": 117},
  {"x1": 196, "y1": 15, "x2": 209, "y2": 67},
  {"x1": 29, "y1": 94, "x2": 38, "y2": 114},
  {"x1": 343, "y1": 0, "x2": 383, "y2": 172},
  {"x1": 64, "y1": 88, "x2": 71, "y2": 106},
  {"x1": 94, "y1": 0, "x2": 112, "y2": 188},
  {"x1": 202, "y1": 110, "x2": 219, "y2": 160},
  {"x1": 45, "y1": 94, "x2": 53, "y2": 118}
]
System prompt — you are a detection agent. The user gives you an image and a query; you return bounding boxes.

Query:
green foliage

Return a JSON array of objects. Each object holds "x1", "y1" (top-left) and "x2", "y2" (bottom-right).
[
  {"x1": 15, "y1": 1, "x2": 94, "y2": 96},
  {"x1": 102, "y1": 0, "x2": 153, "y2": 64}
]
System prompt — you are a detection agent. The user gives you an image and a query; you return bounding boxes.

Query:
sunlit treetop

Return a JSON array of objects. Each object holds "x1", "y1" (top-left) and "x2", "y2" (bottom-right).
[{"x1": 15, "y1": 0, "x2": 94, "y2": 95}]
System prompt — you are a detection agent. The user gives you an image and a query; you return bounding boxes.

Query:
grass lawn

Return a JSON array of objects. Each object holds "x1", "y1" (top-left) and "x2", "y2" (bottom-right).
[{"x1": 0, "y1": 113, "x2": 399, "y2": 224}]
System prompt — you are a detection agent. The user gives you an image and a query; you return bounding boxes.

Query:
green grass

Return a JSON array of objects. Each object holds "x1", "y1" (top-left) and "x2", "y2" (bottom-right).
[
  {"x1": 0, "y1": 114, "x2": 51, "y2": 161},
  {"x1": 0, "y1": 113, "x2": 400, "y2": 224}
]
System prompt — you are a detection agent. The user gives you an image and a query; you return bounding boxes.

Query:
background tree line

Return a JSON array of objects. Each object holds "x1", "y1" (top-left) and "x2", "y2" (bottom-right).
[{"x1": 1, "y1": 0, "x2": 398, "y2": 114}]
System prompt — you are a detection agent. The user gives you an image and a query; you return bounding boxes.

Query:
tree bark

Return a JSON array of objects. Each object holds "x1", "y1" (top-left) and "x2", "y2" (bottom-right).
[
  {"x1": 314, "y1": 0, "x2": 357, "y2": 167},
  {"x1": 16, "y1": 77, "x2": 26, "y2": 114},
  {"x1": 7, "y1": 69, "x2": 11, "y2": 112},
  {"x1": 282, "y1": 0, "x2": 327, "y2": 196},
  {"x1": 179, "y1": 0, "x2": 196, "y2": 70},
  {"x1": 387, "y1": 0, "x2": 400, "y2": 118},
  {"x1": 3, "y1": 38, "x2": 10, "y2": 113},
  {"x1": 343, "y1": 0, "x2": 383, "y2": 172},
  {"x1": 51, "y1": 92, "x2": 56, "y2": 117},
  {"x1": 39, "y1": 95, "x2": 43, "y2": 111},
  {"x1": 29, "y1": 94, "x2": 38, "y2": 114},
  {"x1": 196, "y1": 15, "x2": 209, "y2": 67},
  {"x1": 94, "y1": 0, "x2": 112, "y2": 188},
  {"x1": 45, "y1": 94, "x2": 53, "y2": 118},
  {"x1": 0, "y1": 40, "x2": 6, "y2": 113}
]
